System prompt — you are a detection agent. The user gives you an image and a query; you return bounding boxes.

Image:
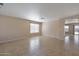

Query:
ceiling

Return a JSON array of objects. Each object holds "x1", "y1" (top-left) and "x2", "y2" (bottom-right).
[{"x1": 0, "y1": 3, "x2": 79, "y2": 22}]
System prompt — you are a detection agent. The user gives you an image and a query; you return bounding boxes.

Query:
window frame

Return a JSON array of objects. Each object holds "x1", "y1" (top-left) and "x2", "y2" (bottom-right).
[
  {"x1": 64, "y1": 25, "x2": 69, "y2": 32},
  {"x1": 30, "y1": 22, "x2": 40, "y2": 34},
  {"x1": 74, "y1": 25, "x2": 79, "y2": 34}
]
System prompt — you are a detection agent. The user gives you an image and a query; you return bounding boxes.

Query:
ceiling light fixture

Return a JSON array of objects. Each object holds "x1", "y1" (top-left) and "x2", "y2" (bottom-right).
[{"x1": 0, "y1": 3, "x2": 3, "y2": 8}]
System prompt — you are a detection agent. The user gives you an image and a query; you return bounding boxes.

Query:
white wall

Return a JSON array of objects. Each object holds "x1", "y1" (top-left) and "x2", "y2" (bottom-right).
[
  {"x1": 0, "y1": 15, "x2": 64, "y2": 43},
  {"x1": 42, "y1": 19, "x2": 64, "y2": 40},
  {"x1": 0, "y1": 15, "x2": 42, "y2": 43},
  {"x1": 0, "y1": 16, "x2": 30, "y2": 43}
]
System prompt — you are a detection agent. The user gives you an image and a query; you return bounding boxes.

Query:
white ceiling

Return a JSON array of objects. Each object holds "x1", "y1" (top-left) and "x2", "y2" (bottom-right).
[{"x1": 0, "y1": 3, "x2": 79, "y2": 22}]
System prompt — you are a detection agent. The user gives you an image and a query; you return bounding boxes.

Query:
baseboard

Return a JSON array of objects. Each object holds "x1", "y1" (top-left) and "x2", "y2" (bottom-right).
[
  {"x1": 43, "y1": 35, "x2": 64, "y2": 40},
  {"x1": 0, "y1": 35, "x2": 29, "y2": 43}
]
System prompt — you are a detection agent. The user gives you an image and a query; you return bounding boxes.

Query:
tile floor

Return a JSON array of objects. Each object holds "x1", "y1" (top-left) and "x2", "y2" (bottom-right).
[{"x1": 0, "y1": 35, "x2": 79, "y2": 56}]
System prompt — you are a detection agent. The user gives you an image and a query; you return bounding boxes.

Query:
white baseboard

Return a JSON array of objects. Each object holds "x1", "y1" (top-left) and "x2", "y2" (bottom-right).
[
  {"x1": 43, "y1": 35, "x2": 64, "y2": 40},
  {"x1": 0, "y1": 35, "x2": 29, "y2": 43}
]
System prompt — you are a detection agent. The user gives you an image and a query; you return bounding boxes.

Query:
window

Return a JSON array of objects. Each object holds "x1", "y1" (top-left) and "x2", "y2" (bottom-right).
[
  {"x1": 30, "y1": 23, "x2": 39, "y2": 33},
  {"x1": 75, "y1": 25, "x2": 79, "y2": 34},
  {"x1": 64, "y1": 25, "x2": 69, "y2": 32}
]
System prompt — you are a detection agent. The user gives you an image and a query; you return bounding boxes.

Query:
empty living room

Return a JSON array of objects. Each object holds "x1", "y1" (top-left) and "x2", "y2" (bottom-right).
[{"x1": 0, "y1": 3, "x2": 79, "y2": 56}]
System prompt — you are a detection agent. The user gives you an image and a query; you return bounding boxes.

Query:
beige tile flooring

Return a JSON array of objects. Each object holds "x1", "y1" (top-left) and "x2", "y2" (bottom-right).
[{"x1": 0, "y1": 35, "x2": 79, "y2": 56}]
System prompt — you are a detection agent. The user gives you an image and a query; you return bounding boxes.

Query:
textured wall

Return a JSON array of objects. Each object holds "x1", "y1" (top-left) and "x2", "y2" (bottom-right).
[
  {"x1": 0, "y1": 16, "x2": 30, "y2": 43},
  {"x1": 42, "y1": 19, "x2": 64, "y2": 40}
]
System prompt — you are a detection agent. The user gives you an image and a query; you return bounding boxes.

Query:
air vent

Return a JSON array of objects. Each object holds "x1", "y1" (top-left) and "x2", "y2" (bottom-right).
[
  {"x1": 40, "y1": 17, "x2": 45, "y2": 19},
  {"x1": 0, "y1": 3, "x2": 3, "y2": 8}
]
